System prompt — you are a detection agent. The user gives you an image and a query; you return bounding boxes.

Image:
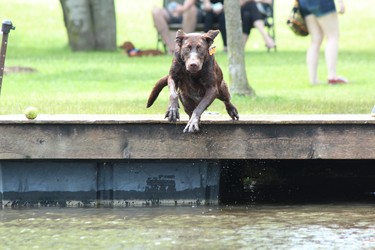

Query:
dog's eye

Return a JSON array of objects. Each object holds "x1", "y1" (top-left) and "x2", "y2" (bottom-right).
[
  {"x1": 182, "y1": 47, "x2": 191, "y2": 54},
  {"x1": 196, "y1": 46, "x2": 205, "y2": 53}
]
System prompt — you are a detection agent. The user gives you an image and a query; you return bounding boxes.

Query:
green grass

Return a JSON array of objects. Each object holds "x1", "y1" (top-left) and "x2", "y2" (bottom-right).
[{"x1": 0, "y1": 0, "x2": 374, "y2": 115}]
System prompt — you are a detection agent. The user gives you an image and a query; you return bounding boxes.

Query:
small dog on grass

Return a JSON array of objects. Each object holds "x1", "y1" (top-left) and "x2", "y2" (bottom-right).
[
  {"x1": 119, "y1": 41, "x2": 163, "y2": 57},
  {"x1": 147, "y1": 29, "x2": 239, "y2": 133}
]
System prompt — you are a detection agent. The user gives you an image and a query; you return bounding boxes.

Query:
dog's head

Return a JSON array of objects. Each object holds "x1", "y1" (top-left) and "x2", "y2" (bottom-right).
[
  {"x1": 120, "y1": 41, "x2": 135, "y2": 52},
  {"x1": 175, "y1": 29, "x2": 220, "y2": 74}
]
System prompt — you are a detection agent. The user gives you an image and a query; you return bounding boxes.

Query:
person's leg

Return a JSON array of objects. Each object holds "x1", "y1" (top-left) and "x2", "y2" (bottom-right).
[
  {"x1": 241, "y1": 7, "x2": 252, "y2": 47},
  {"x1": 204, "y1": 11, "x2": 215, "y2": 32},
  {"x1": 152, "y1": 7, "x2": 174, "y2": 53},
  {"x1": 317, "y1": 12, "x2": 341, "y2": 81},
  {"x1": 218, "y1": 12, "x2": 227, "y2": 48},
  {"x1": 253, "y1": 19, "x2": 275, "y2": 49},
  {"x1": 305, "y1": 14, "x2": 324, "y2": 84},
  {"x1": 243, "y1": 2, "x2": 274, "y2": 49},
  {"x1": 182, "y1": 5, "x2": 198, "y2": 32}
]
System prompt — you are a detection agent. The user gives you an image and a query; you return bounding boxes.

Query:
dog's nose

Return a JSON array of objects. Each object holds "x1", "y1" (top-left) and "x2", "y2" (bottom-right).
[{"x1": 189, "y1": 63, "x2": 198, "y2": 69}]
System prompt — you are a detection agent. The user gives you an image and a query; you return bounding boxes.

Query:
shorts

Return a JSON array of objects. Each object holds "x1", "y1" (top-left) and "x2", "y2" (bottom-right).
[
  {"x1": 299, "y1": 0, "x2": 336, "y2": 18},
  {"x1": 167, "y1": 12, "x2": 183, "y2": 24},
  {"x1": 167, "y1": 7, "x2": 204, "y2": 25},
  {"x1": 241, "y1": 2, "x2": 264, "y2": 35}
]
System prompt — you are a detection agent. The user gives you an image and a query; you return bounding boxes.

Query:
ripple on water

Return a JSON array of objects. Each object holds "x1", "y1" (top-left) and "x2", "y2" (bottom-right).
[{"x1": 1, "y1": 205, "x2": 375, "y2": 249}]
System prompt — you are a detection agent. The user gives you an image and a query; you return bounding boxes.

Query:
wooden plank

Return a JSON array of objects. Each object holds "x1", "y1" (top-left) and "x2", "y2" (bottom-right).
[
  {"x1": 1, "y1": 115, "x2": 375, "y2": 160},
  {"x1": 1, "y1": 114, "x2": 375, "y2": 124}
]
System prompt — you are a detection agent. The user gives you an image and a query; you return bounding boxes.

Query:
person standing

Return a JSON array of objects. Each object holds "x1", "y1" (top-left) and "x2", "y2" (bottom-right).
[{"x1": 299, "y1": 0, "x2": 348, "y2": 84}]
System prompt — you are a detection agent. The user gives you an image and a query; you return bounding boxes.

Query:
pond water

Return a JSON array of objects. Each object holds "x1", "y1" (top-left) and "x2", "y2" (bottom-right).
[{"x1": 1, "y1": 204, "x2": 375, "y2": 249}]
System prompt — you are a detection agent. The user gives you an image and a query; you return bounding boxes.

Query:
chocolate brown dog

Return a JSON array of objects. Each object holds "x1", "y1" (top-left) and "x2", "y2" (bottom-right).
[{"x1": 147, "y1": 29, "x2": 239, "y2": 133}]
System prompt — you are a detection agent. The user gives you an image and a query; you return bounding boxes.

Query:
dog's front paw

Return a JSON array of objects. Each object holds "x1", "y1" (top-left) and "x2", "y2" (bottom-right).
[
  {"x1": 183, "y1": 117, "x2": 200, "y2": 133},
  {"x1": 227, "y1": 104, "x2": 239, "y2": 120},
  {"x1": 165, "y1": 106, "x2": 180, "y2": 122}
]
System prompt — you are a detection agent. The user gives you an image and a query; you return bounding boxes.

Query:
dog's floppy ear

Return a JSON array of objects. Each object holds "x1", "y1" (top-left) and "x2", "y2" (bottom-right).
[
  {"x1": 175, "y1": 29, "x2": 186, "y2": 47},
  {"x1": 203, "y1": 30, "x2": 220, "y2": 47}
]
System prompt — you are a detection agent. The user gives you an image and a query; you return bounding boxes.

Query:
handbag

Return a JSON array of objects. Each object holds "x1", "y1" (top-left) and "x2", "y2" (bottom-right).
[{"x1": 287, "y1": 0, "x2": 309, "y2": 36}]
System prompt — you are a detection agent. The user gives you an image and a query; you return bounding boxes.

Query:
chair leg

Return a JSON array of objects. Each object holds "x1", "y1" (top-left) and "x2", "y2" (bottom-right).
[
  {"x1": 156, "y1": 32, "x2": 167, "y2": 54},
  {"x1": 156, "y1": 33, "x2": 160, "y2": 51}
]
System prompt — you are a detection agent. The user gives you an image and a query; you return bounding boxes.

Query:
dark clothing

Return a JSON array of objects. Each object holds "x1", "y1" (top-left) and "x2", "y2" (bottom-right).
[
  {"x1": 203, "y1": 0, "x2": 227, "y2": 46},
  {"x1": 299, "y1": 0, "x2": 336, "y2": 18},
  {"x1": 241, "y1": 1, "x2": 264, "y2": 35},
  {"x1": 167, "y1": 0, "x2": 203, "y2": 24},
  {"x1": 168, "y1": 14, "x2": 183, "y2": 24}
]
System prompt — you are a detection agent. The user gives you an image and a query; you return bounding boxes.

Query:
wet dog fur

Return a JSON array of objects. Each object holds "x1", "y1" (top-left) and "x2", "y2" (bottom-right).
[{"x1": 147, "y1": 29, "x2": 239, "y2": 133}]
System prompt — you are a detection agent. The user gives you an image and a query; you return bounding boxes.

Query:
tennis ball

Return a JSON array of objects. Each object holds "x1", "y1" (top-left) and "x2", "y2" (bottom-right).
[{"x1": 25, "y1": 106, "x2": 38, "y2": 120}]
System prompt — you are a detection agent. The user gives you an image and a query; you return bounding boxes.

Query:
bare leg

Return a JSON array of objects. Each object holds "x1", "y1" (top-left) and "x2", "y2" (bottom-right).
[
  {"x1": 305, "y1": 14, "x2": 324, "y2": 84},
  {"x1": 317, "y1": 12, "x2": 340, "y2": 80},
  {"x1": 182, "y1": 5, "x2": 198, "y2": 32},
  {"x1": 152, "y1": 7, "x2": 174, "y2": 53},
  {"x1": 253, "y1": 19, "x2": 275, "y2": 48}
]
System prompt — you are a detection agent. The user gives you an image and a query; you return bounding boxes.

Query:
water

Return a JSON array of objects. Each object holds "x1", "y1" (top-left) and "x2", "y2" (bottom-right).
[{"x1": 1, "y1": 204, "x2": 375, "y2": 249}]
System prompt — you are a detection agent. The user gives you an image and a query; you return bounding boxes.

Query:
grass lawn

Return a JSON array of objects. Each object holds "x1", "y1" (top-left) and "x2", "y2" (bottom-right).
[{"x1": 0, "y1": 0, "x2": 374, "y2": 116}]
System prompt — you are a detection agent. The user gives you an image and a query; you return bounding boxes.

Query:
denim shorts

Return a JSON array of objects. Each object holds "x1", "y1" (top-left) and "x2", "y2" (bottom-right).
[{"x1": 299, "y1": 0, "x2": 336, "y2": 18}]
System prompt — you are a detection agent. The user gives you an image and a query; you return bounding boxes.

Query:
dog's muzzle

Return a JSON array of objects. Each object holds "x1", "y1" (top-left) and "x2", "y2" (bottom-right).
[{"x1": 185, "y1": 52, "x2": 202, "y2": 74}]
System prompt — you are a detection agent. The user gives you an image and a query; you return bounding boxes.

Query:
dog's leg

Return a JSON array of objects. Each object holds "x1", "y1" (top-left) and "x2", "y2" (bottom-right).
[
  {"x1": 165, "y1": 76, "x2": 180, "y2": 122},
  {"x1": 218, "y1": 80, "x2": 239, "y2": 120},
  {"x1": 183, "y1": 87, "x2": 217, "y2": 133},
  {"x1": 224, "y1": 101, "x2": 239, "y2": 120}
]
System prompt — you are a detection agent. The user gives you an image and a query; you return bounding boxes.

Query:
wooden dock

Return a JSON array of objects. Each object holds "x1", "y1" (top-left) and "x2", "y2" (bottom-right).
[
  {"x1": 1, "y1": 114, "x2": 375, "y2": 207},
  {"x1": 1, "y1": 114, "x2": 375, "y2": 160}
]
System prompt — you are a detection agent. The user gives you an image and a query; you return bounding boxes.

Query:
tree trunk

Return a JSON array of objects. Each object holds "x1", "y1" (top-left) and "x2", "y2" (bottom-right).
[
  {"x1": 90, "y1": 0, "x2": 117, "y2": 50},
  {"x1": 224, "y1": 0, "x2": 255, "y2": 96},
  {"x1": 60, "y1": 0, "x2": 117, "y2": 51}
]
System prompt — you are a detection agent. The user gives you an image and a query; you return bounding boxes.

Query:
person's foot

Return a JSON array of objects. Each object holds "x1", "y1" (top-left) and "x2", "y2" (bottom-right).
[
  {"x1": 328, "y1": 76, "x2": 349, "y2": 85},
  {"x1": 265, "y1": 36, "x2": 276, "y2": 49}
]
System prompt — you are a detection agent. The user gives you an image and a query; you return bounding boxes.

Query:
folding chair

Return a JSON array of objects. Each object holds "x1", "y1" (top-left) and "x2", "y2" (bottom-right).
[
  {"x1": 156, "y1": 1, "x2": 274, "y2": 52},
  {"x1": 256, "y1": 1, "x2": 276, "y2": 51},
  {"x1": 156, "y1": 0, "x2": 218, "y2": 53}
]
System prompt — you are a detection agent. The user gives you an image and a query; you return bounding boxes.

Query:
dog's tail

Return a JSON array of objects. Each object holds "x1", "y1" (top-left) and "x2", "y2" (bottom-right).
[{"x1": 146, "y1": 75, "x2": 169, "y2": 108}]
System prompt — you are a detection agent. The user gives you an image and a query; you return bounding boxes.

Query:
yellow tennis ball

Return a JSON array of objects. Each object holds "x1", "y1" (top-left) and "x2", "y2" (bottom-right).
[{"x1": 25, "y1": 106, "x2": 38, "y2": 120}]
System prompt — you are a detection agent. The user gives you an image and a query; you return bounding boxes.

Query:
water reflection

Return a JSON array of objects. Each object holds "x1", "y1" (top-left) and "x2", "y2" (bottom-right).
[{"x1": 1, "y1": 204, "x2": 375, "y2": 249}]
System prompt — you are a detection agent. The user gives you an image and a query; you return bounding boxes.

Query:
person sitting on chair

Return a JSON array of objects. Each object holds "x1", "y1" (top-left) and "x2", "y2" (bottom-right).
[
  {"x1": 240, "y1": 0, "x2": 275, "y2": 50},
  {"x1": 152, "y1": 0, "x2": 201, "y2": 54}
]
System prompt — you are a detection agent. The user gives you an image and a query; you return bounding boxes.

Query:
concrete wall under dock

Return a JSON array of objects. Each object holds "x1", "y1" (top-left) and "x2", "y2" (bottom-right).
[
  {"x1": 0, "y1": 160, "x2": 220, "y2": 207},
  {"x1": 1, "y1": 114, "x2": 375, "y2": 207}
]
